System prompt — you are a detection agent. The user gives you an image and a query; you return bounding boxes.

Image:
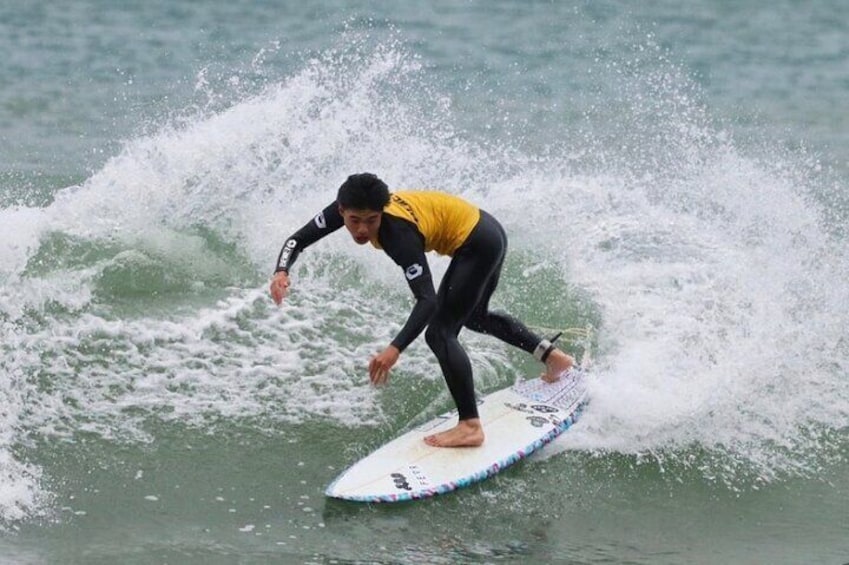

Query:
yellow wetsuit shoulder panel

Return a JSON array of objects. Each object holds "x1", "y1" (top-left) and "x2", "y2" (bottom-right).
[{"x1": 383, "y1": 191, "x2": 481, "y2": 256}]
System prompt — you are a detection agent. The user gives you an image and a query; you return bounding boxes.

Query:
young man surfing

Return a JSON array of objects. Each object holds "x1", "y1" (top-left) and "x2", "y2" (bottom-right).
[{"x1": 270, "y1": 173, "x2": 574, "y2": 448}]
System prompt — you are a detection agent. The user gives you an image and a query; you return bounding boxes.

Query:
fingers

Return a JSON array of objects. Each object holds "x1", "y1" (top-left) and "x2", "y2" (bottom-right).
[
  {"x1": 369, "y1": 346, "x2": 399, "y2": 386},
  {"x1": 270, "y1": 282, "x2": 284, "y2": 304},
  {"x1": 368, "y1": 356, "x2": 390, "y2": 386},
  {"x1": 269, "y1": 273, "x2": 290, "y2": 305}
]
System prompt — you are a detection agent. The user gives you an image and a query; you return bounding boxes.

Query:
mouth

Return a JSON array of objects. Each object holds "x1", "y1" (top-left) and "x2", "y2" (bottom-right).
[{"x1": 354, "y1": 236, "x2": 369, "y2": 244}]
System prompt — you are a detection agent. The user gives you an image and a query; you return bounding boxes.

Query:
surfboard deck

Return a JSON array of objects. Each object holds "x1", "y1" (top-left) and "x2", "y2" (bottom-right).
[{"x1": 325, "y1": 368, "x2": 588, "y2": 502}]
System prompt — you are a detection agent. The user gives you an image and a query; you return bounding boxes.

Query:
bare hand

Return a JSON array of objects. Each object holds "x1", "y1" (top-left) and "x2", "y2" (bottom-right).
[
  {"x1": 369, "y1": 345, "x2": 400, "y2": 386},
  {"x1": 269, "y1": 271, "x2": 291, "y2": 305}
]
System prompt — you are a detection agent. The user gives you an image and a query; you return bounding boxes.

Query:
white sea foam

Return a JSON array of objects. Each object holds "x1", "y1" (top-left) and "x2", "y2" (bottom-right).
[{"x1": 543, "y1": 59, "x2": 849, "y2": 484}]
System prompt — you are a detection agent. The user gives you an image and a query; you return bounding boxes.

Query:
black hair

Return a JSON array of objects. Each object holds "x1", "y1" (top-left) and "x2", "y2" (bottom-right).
[{"x1": 337, "y1": 173, "x2": 390, "y2": 211}]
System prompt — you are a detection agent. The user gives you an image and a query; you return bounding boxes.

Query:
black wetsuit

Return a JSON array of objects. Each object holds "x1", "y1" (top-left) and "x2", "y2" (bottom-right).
[{"x1": 275, "y1": 196, "x2": 543, "y2": 420}]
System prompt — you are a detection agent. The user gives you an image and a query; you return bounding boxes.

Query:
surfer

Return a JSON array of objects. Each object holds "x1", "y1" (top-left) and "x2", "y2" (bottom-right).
[{"x1": 270, "y1": 173, "x2": 574, "y2": 448}]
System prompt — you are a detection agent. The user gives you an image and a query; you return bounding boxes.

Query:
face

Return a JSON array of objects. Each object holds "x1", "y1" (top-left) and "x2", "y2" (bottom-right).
[{"x1": 340, "y1": 207, "x2": 382, "y2": 245}]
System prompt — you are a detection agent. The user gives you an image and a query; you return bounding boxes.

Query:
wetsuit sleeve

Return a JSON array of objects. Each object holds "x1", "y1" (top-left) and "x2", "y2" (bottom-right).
[
  {"x1": 380, "y1": 220, "x2": 437, "y2": 352},
  {"x1": 274, "y1": 202, "x2": 343, "y2": 273}
]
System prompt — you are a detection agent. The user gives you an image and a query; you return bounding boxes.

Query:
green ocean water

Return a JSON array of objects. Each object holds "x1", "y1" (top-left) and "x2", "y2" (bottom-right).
[{"x1": 2, "y1": 1, "x2": 848, "y2": 563}]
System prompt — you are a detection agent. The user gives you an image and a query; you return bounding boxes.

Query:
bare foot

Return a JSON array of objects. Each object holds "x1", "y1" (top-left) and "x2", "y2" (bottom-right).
[
  {"x1": 541, "y1": 349, "x2": 575, "y2": 383},
  {"x1": 424, "y1": 419, "x2": 484, "y2": 448}
]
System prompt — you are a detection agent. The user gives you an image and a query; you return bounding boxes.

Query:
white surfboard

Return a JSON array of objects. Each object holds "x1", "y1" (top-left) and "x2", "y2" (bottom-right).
[{"x1": 325, "y1": 368, "x2": 588, "y2": 502}]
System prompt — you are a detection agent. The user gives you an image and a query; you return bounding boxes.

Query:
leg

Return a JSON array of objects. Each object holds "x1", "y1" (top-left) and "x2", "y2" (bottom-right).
[
  {"x1": 422, "y1": 239, "x2": 503, "y2": 447},
  {"x1": 466, "y1": 283, "x2": 575, "y2": 381},
  {"x1": 463, "y1": 213, "x2": 575, "y2": 381},
  {"x1": 464, "y1": 275, "x2": 541, "y2": 352},
  {"x1": 424, "y1": 317, "x2": 484, "y2": 447}
]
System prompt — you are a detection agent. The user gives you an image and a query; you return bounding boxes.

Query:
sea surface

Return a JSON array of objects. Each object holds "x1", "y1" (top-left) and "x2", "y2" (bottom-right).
[{"x1": 1, "y1": 1, "x2": 848, "y2": 563}]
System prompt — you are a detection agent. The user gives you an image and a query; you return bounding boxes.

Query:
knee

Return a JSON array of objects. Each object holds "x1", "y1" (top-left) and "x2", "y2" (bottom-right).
[
  {"x1": 426, "y1": 323, "x2": 456, "y2": 355},
  {"x1": 464, "y1": 315, "x2": 485, "y2": 334},
  {"x1": 425, "y1": 324, "x2": 443, "y2": 352}
]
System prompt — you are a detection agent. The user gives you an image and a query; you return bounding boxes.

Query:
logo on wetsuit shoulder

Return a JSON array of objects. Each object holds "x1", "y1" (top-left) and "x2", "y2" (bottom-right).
[
  {"x1": 314, "y1": 212, "x2": 326, "y2": 229},
  {"x1": 405, "y1": 263, "x2": 424, "y2": 280}
]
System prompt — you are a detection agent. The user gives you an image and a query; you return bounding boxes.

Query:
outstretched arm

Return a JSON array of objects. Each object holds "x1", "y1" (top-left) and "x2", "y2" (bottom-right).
[
  {"x1": 384, "y1": 230, "x2": 438, "y2": 352},
  {"x1": 390, "y1": 267, "x2": 437, "y2": 352},
  {"x1": 367, "y1": 219, "x2": 437, "y2": 386},
  {"x1": 270, "y1": 202, "x2": 343, "y2": 304},
  {"x1": 368, "y1": 265, "x2": 435, "y2": 386}
]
